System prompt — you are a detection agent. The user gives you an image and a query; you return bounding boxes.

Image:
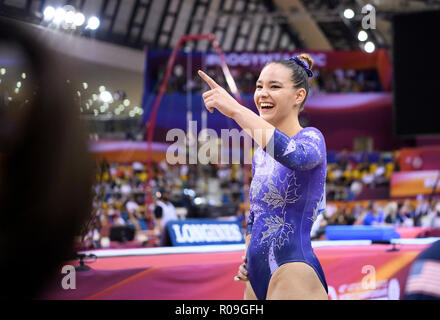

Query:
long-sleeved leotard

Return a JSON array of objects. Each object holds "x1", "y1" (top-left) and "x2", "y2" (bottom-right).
[{"x1": 246, "y1": 126, "x2": 328, "y2": 300}]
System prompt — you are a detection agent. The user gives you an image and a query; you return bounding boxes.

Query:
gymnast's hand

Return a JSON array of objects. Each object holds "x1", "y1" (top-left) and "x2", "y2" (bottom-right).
[
  {"x1": 198, "y1": 70, "x2": 242, "y2": 118},
  {"x1": 234, "y1": 255, "x2": 249, "y2": 282}
]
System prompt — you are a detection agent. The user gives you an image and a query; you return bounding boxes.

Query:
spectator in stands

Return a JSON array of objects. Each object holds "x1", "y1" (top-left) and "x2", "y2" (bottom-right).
[
  {"x1": 351, "y1": 203, "x2": 363, "y2": 223},
  {"x1": 335, "y1": 147, "x2": 351, "y2": 171},
  {"x1": 120, "y1": 180, "x2": 132, "y2": 196},
  {"x1": 218, "y1": 164, "x2": 232, "y2": 203},
  {"x1": 153, "y1": 188, "x2": 178, "y2": 233},
  {"x1": 416, "y1": 195, "x2": 430, "y2": 215},
  {"x1": 358, "y1": 154, "x2": 371, "y2": 174},
  {"x1": 331, "y1": 164, "x2": 344, "y2": 187},
  {"x1": 414, "y1": 196, "x2": 429, "y2": 227},
  {"x1": 361, "y1": 171, "x2": 375, "y2": 188},
  {"x1": 384, "y1": 201, "x2": 403, "y2": 226},
  {"x1": 98, "y1": 206, "x2": 111, "y2": 241},
  {"x1": 341, "y1": 206, "x2": 356, "y2": 225},
  {"x1": 107, "y1": 203, "x2": 120, "y2": 224},
  {"x1": 400, "y1": 199, "x2": 416, "y2": 227},
  {"x1": 328, "y1": 205, "x2": 355, "y2": 226},
  {"x1": 120, "y1": 202, "x2": 131, "y2": 224},
  {"x1": 136, "y1": 205, "x2": 150, "y2": 231},
  {"x1": 362, "y1": 201, "x2": 385, "y2": 226},
  {"x1": 310, "y1": 212, "x2": 328, "y2": 240},
  {"x1": 0, "y1": 18, "x2": 94, "y2": 299},
  {"x1": 373, "y1": 156, "x2": 388, "y2": 187},
  {"x1": 112, "y1": 207, "x2": 127, "y2": 226},
  {"x1": 349, "y1": 179, "x2": 363, "y2": 199},
  {"x1": 152, "y1": 189, "x2": 178, "y2": 246},
  {"x1": 421, "y1": 199, "x2": 440, "y2": 228},
  {"x1": 420, "y1": 199, "x2": 435, "y2": 228},
  {"x1": 354, "y1": 203, "x2": 369, "y2": 225},
  {"x1": 433, "y1": 210, "x2": 440, "y2": 228},
  {"x1": 125, "y1": 195, "x2": 139, "y2": 215},
  {"x1": 125, "y1": 207, "x2": 142, "y2": 231}
]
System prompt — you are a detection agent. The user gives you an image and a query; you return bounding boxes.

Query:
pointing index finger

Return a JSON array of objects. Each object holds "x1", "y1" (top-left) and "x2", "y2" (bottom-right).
[{"x1": 198, "y1": 70, "x2": 219, "y2": 89}]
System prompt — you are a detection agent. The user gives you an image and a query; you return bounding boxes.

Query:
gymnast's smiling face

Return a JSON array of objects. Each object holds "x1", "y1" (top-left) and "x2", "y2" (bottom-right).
[{"x1": 254, "y1": 63, "x2": 303, "y2": 126}]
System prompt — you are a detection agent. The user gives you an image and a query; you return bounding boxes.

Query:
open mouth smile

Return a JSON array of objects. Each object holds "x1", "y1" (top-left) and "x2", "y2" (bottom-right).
[{"x1": 260, "y1": 102, "x2": 275, "y2": 109}]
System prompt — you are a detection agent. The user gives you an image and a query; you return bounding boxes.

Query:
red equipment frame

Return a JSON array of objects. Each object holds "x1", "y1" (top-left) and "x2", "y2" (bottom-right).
[{"x1": 144, "y1": 33, "x2": 250, "y2": 211}]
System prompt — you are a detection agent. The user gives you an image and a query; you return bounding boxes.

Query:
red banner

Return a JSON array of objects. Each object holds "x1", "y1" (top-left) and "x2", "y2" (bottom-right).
[{"x1": 399, "y1": 146, "x2": 440, "y2": 172}]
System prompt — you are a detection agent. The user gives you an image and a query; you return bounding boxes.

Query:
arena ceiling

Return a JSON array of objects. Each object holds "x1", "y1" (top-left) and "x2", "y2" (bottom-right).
[{"x1": 1, "y1": 0, "x2": 440, "y2": 52}]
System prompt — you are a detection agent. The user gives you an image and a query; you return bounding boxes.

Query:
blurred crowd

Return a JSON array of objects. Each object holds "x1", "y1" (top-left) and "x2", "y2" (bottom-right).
[
  {"x1": 326, "y1": 149, "x2": 399, "y2": 201},
  {"x1": 155, "y1": 65, "x2": 383, "y2": 94},
  {"x1": 83, "y1": 159, "x2": 247, "y2": 249},
  {"x1": 311, "y1": 197, "x2": 440, "y2": 240},
  {"x1": 84, "y1": 147, "x2": 409, "y2": 248}
]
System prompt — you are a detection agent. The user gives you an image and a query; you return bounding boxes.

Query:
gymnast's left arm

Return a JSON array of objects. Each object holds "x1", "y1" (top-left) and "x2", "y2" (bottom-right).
[{"x1": 264, "y1": 127, "x2": 326, "y2": 171}]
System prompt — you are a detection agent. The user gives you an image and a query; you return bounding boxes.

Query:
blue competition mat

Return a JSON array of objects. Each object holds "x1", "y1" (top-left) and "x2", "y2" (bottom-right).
[{"x1": 325, "y1": 225, "x2": 401, "y2": 241}]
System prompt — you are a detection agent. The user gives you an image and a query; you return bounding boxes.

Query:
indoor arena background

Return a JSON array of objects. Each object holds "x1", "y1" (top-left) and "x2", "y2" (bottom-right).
[{"x1": 1, "y1": 0, "x2": 440, "y2": 301}]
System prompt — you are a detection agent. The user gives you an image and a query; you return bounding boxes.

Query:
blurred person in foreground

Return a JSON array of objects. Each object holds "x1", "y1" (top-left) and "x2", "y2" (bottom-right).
[
  {"x1": 0, "y1": 18, "x2": 94, "y2": 299},
  {"x1": 404, "y1": 240, "x2": 440, "y2": 299}
]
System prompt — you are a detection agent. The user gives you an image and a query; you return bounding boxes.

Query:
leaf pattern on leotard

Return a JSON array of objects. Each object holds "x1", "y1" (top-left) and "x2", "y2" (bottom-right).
[
  {"x1": 258, "y1": 171, "x2": 300, "y2": 249},
  {"x1": 262, "y1": 171, "x2": 300, "y2": 209},
  {"x1": 309, "y1": 199, "x2": 320, "y2": 223},
  {"x1": 308, "y1": 191, "x2": 325, "y2": 223},
  {"x1": 274, "y1": 221, "x2": 294, "y2": 250},
  {"x1": 260, "y1": 215, "x2": 294, "y2": 250},
  {"x1": 280, "y1": 171, "x2": 301, "y2": 204},
  {"x1": 260, "y1": 215, "x2": 284, "y2": 244},
  {"x1": 261, "y1": 180, "x2": 285, "y2": 209}
]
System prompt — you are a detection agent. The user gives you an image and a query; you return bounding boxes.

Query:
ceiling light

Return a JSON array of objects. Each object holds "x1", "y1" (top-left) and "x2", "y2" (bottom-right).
[
  {"x1": 74, "y1": 12, "x2": 85, "y2": 26},
  {"x1": 358, "y1": 30, "x2": 368, "y2": 41},
  {"x1": 364, "y1": 41, "x2": 376, "y2": 53},
  {"x1": 87, "y1": 16, "x2": 100, "y2": 30},
  {"x1": 344, "y1": 8, "x2": 355, "y2": 19},
  {"x1": 53, "y1": 7, "x2": 66, "y2": 25},
  {"x1": 43, "y1": 6, "x2": 56, "y2": 21},
  {"x1": 100, "y1": 91, "x2": 113, "y2": 103}
]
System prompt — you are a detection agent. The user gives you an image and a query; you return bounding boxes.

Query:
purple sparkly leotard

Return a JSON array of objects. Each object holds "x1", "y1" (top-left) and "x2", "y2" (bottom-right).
[{"x1": 246, "y1": 126, "x2": 328, "y2": 300}]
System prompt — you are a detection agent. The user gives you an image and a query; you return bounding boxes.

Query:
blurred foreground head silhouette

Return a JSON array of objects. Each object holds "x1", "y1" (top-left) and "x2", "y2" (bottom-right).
[{"x1": 0, "y1": 17, "x2": 94, "y2": 299}]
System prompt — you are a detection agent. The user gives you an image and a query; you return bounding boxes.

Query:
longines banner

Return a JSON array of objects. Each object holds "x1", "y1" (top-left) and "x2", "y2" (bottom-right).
[{"x1": 166, "y1": 219, "x2": 245, "y2": 246}]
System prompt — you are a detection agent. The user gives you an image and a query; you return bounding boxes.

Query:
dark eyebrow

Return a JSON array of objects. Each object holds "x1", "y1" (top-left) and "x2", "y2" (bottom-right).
[{"x1": 256, "y1": 80, "x2": 283, "y2": 85}]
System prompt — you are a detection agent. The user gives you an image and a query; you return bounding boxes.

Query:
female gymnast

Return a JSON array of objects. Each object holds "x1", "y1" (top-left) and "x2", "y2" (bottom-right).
[{"x1": 198, "y1": 54, "x2": 328, "y2": 300}]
